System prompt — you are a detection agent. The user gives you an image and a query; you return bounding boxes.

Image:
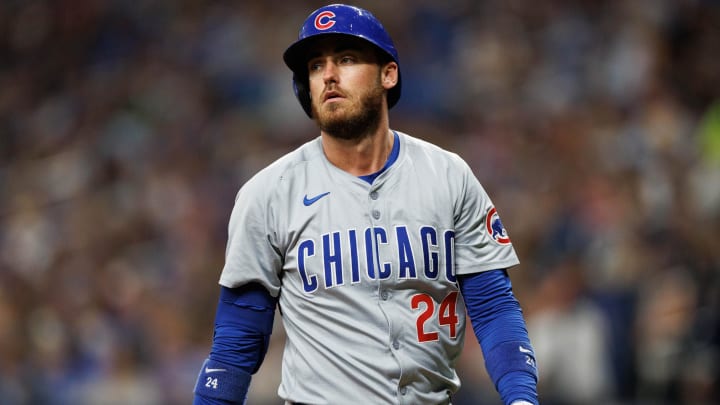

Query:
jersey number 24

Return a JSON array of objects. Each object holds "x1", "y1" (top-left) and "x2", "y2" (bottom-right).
[{"x1": 411, "y1": 292, "x2": 459, "y2": 342}]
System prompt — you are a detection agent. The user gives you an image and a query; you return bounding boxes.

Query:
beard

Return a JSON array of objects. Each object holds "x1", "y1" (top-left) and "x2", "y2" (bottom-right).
[{"x1": 312, "y1": 79, "x2": 385, "y2": 141}]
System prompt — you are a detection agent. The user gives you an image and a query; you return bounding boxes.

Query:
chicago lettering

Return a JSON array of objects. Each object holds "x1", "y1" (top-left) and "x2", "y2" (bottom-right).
[{"x1": 297, "y1": 225, "x2": 456, "y2": 293}]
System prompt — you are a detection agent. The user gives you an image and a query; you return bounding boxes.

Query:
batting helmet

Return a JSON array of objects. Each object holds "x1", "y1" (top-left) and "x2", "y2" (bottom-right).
[{"x1": 283, "y1": 4, "x2": 402, "y2": 118}]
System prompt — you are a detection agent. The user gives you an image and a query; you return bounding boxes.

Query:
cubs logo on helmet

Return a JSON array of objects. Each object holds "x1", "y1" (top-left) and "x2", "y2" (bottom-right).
[
  {"x1": 486, "y1": 207, "x2": 511, "y2": 245},
  {"x1": 314, "y1": 11, "x2": 336, "y2": 30}
]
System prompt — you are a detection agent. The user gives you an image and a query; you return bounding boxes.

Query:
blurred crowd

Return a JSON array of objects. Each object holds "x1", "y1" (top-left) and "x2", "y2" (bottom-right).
[{"x1": 1, "y1": 0, "x2": 719, "y2": 404}]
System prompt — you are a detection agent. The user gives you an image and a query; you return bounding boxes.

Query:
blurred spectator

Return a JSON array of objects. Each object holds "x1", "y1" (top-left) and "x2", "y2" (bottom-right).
[{"x1": 528, "y1": 260, "x2": 615, "y2": 404}]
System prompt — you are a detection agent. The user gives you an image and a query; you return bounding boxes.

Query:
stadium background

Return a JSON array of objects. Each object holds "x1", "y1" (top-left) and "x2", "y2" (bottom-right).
[{"x1": 0, "y1": 0, "x2": 718, "y2": 404}]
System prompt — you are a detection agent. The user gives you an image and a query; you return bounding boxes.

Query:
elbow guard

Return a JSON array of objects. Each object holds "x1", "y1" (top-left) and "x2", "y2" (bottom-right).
[{"x1": 194, "y1": 284, "x2": 277, "y2": 404}]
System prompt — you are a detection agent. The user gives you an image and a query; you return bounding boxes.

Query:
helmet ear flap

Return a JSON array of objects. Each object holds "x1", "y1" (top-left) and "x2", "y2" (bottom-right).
[{"x1": 293, "y1": 74, "x2": 313, "y2": 118}]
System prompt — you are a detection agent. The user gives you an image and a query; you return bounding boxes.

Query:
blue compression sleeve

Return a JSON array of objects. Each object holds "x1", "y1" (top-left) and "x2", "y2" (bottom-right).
[
  {"x1": 193, "y1": 284, "x2": 277, "y2": 405},
  {"x1": 458, "y1": 270, "x2": 538, "y2": 405}
]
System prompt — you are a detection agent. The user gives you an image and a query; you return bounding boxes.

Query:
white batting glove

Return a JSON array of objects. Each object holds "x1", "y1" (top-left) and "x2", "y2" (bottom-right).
[{"x1": 510, "y1": 401, "x2": 535, "y2": 405}]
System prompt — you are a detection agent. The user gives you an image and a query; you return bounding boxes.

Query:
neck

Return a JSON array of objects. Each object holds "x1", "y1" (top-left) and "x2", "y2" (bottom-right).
[{"x1": 321, "y1": 125, "x2": 394, "y2": 176}]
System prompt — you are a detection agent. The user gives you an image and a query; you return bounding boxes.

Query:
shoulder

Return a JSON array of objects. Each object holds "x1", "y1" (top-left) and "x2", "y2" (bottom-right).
[
  {"x1": 227, "y1": 137, "x2": 323, "y2": 228},
  {"x1": 396, "y1": 131, "x2": 473, "y2": 174},
  {"x1": 237, "y1": 137, "x2": 323, "y2": 199}
]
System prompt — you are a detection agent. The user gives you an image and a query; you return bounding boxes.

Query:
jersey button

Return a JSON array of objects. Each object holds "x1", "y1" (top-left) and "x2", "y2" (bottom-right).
[
  {"x1": 392, "y1": 339, "x2": 400, "y2": 350},
  {"x1": 400, "y1": 386, "x2": 407, "y2": 395},
  {"x1": 370, "y1": 191, "x2": 379, "y2": 200},
  {"x1": 380, "y1": 291, "x2": 389, "y2": 300},
  {"x1": 372, "y1": 210, "x2": 381, "y2": 219}
]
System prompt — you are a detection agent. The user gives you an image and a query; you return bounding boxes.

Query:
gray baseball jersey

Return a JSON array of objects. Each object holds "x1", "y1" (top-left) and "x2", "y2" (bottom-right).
[{"x1": 219, "y1": 131, "x2": 519, "y2": 405}]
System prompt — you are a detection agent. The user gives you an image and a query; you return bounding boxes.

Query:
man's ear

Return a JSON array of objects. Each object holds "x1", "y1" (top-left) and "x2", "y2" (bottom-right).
[{"x1": 381, "y1": 62, "x2": 399, "y2": 90}]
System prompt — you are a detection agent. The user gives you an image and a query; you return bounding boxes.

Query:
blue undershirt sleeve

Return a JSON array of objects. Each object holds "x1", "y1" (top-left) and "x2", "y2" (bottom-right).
[
  {"x1": 458, "y1": 269, "x2": 539, "y2": 405},
  {"x1": 193, "y1": 283, "x2": 277, "y2": 405}
]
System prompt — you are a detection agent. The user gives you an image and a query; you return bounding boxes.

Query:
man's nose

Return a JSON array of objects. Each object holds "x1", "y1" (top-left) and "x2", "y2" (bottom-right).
[{"x1": 322, "y1": 61, "x2": 339, "y2": 83}]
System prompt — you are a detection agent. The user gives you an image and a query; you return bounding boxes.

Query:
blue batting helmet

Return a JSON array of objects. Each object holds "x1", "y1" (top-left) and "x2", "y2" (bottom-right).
[{"x1": 283, "y1": 4, "x2": 402, "y2": 117}]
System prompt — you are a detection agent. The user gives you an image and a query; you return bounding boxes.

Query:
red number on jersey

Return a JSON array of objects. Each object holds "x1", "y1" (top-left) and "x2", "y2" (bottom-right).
[
  {"x1": 438, "y1": 291, "x2": 459, "y2": 338},
  {"x1": 411, "y1": 294, "x2": 439, "y2": 342},
  {"x1": 410, "y1": 292, "x2": 460, "y2": 342}
]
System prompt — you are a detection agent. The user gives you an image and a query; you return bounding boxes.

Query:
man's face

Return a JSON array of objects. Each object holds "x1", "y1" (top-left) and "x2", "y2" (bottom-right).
[{"x1": 306, "y1": 36, "x2": 388, "y2": 140}]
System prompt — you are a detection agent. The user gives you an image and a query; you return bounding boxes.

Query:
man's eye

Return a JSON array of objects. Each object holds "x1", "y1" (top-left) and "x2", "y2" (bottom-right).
[
  {"x1": 340, "y1": 56, "x2": 353, "y2": 64},
  {"x1": 309, "y1": 62, "x2": 322, "y2": 71}
]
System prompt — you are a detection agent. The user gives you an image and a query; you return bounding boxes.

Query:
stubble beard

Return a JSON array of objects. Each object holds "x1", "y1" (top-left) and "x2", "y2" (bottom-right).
[{"x1": 313, "y1": 79, "x2": 385, "y2": 141}]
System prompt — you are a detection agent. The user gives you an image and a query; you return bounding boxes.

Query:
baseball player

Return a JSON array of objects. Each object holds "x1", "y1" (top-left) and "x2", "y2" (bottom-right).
[{"x1": 193, "y1": 4, "x2": 538, "y2": 405}]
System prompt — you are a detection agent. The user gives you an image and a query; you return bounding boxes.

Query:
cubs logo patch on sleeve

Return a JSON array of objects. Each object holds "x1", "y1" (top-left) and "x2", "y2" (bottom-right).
[{"x1": 486, "y1": 206, "x2": 512, "y2": 245}]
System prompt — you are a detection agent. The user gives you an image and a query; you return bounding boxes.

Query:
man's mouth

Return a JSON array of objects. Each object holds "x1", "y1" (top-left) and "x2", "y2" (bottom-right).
[{"x1": 323, "y1": 90, "x2": 344, "y2": 102}]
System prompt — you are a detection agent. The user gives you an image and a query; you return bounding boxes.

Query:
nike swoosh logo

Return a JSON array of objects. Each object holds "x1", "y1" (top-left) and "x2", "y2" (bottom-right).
[
  {"x1": 518, "y1": 345, "x2": 533, "y2": 354},
  {"x1": 205, "y1": 367, "x2": 227, "y2": 373},
  {"x1": 303, "y1": 192, "x2": 330, "y2": 206}
]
